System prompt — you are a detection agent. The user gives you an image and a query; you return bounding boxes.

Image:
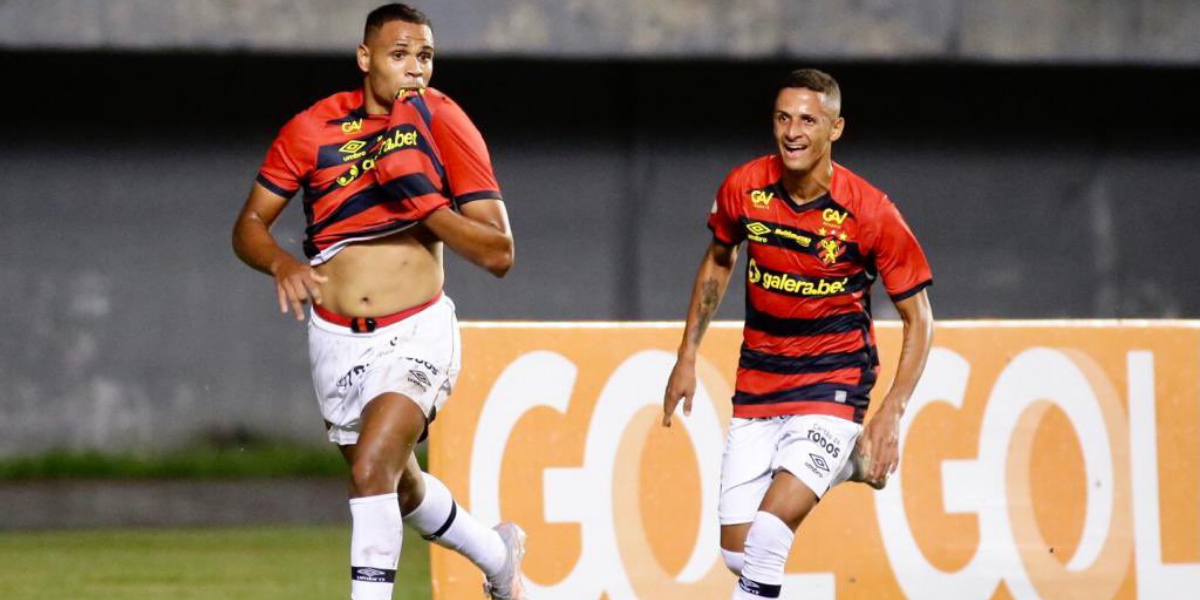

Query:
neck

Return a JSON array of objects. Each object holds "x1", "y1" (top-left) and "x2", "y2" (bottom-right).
[
  {"x1": 781, "y1": 156, "x2": 834, "y2": 205},
  {"x1": 362, "y1": 81, "x2": 390, "y2": 115}
]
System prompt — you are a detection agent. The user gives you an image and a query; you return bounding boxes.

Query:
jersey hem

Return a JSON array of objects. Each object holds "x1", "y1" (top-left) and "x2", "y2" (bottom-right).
[
  {"x1": 256, "y1": 173, "x2": 298, "y2": 198},
  {"x1": 889, "y1": 278, "x2": 933, "y2": 302},
  {"x1": 454, "y1": 190, "x2": 502, "y2": 205},
  {"x1": 732, "y1": 401, "x2": 857, "y2": 421}
]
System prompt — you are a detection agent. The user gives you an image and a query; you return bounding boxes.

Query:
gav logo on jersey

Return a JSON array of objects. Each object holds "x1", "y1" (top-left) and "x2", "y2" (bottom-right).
[{"x1": 749, "y1": 189, "x2": 774, "y2": 209}]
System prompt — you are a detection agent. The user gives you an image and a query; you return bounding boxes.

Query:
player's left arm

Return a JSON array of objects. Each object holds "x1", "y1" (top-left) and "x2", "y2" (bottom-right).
[
  {"x1": 421, "y1": 95, "x2": 513, "y2": 277},
  {"x1": 423, "y1": 200, "x2": 514, "y2": 277},
  {"x1": 861, "y1": 288, "x2": 933, "y2": 481}
]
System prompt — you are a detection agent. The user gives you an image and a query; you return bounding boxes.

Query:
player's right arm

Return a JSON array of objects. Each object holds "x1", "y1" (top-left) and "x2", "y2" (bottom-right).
[
  {"x1": 662, "y1": 239, "x2": 739, "y2": 427},
  {"x1": 232, "y1": 183, "x2": 327, "y2": 321}
]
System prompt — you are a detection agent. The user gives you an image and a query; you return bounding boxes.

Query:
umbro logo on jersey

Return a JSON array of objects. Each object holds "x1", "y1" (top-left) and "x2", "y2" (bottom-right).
[
  {"x1": 340, "y1": 140, "x2": 367, "y2": 155},
  {"x1": 746, "y1": 222, "x2": 771, "y2": 236}
]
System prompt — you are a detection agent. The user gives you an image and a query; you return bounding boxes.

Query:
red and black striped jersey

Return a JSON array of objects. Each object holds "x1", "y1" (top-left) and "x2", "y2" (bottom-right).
[
  {"x1": 708, "y1": 156, "x2": 932, "y2": 423},
  {"x1": 256, "y1": 88, "x2": 501, "y2": 265}
]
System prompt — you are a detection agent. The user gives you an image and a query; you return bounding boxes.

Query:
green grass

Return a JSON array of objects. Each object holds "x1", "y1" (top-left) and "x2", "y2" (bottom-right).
[
  {"x1": 0, "y1": 525, "x2": 431, "y2": 600},
  {"x1": 0, "y1": 445, "x2": 429, "y2": 480},
  {"x1": 0, "y1": 446, "x2": 347, "y2": 480}
]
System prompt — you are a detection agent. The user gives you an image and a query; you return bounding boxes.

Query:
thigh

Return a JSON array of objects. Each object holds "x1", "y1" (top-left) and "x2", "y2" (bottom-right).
[
  {"x1": 758, "y1": 469, "x2": 820, "y2": 531},
  {"x1": 349, "y1": 392, "x2": 427, "y2": 497},
  {"x1": 719, "y1": 417, "x2": 779, "y2": 528}
]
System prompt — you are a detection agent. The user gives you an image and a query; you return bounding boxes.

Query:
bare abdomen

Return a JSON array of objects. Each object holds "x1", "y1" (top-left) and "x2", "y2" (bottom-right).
[{"x1": 314, "y1": 229, "x2": 443, "y2": 317}]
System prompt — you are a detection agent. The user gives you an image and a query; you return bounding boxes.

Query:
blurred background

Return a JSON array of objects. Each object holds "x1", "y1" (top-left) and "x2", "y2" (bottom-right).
[
  {"x1": 1, "y1": 0, "x2": 1198, "y2": 478},
  {"x1": 1, "y1": 2, "x2": 1198, "y2": 598}
]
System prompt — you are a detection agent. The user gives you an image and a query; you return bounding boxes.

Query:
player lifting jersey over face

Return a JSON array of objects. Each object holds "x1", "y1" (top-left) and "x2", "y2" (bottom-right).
[
  {"x1": 232, "y1": 4, "x2": 528, "y2": 599},
  {"x1": 663, "y1": 68, "x2": 934, "y2": 600}
]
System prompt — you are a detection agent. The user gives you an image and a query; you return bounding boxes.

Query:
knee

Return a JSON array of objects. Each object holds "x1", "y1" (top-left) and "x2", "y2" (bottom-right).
[
  {"x1": 721, "y1": 549, "x2": 745, "y2": 576},
  {"x1": 743, "y1": 512, "x2": 795, "y2": 566},
  {"x1": 395, "y1": 466, "x2": 426, "y2": 513},
  {"x1": 350, "y1": 458, "x2": 400, "y2": 496}
]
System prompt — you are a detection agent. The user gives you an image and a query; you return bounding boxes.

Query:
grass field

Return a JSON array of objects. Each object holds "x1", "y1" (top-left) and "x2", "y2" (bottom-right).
[
  {"x1": 0, "y1": 446, "x2": 348, "y2": 480},
  {"x1": 0, "y1": 525, "x2": 432, "y2": 600}
]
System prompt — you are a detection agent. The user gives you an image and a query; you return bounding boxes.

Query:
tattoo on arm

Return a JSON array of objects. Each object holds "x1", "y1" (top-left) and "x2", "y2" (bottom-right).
[{"x1": 689, "y1": 279, "x2": 720, "y2": 346}]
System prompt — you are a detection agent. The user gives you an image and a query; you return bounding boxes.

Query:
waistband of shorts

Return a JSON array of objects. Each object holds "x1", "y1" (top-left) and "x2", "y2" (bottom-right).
[{"x1": 312, "y1": 291, "x2": 443, "y2": 333}]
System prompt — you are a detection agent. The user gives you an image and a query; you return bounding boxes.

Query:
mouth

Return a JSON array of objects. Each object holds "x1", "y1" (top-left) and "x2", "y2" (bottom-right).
[{"x1": 781, "y1": 141, "x2": 809, "y2": 157}]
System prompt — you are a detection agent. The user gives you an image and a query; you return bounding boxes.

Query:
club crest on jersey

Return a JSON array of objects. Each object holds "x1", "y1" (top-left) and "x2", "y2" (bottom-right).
[
  {"x1": 817, "y1": 208, "x2": 851, "y2": 264},
  {"x1": 341, "y1": 119, "x2": 364, "y2": 134},
  {"x1": 749, "y1": 190, "x2": 774, "y2": 209},
  {"x1": 817, "y1": 236, "x2": 845, "y2": 265}
]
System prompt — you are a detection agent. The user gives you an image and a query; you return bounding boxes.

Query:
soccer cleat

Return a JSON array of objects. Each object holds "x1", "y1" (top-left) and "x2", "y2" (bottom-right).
[
  {"x1": 848, "y1": 443, "x2": 887, "y2": 490},
  {"x1": 483, "y1": 522, "x2": 529, "y2": 600}
]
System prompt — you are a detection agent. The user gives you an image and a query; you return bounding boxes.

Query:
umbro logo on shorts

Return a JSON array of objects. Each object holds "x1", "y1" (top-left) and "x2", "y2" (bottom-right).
[
  {"x1": 407, "y1": 369, "x2": 432, "y2": 390},
  {"x1": 808, "y1": 453, "x2": 830, "y2": 473}
]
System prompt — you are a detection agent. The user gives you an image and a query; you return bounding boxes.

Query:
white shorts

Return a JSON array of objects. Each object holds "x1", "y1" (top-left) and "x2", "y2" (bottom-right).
[
  {"x1": 308, "y1": 295, "x2": 461, "y2": 445},
  {"x1": 718, "y1": 414, "x2": 862, "y2": 525}
]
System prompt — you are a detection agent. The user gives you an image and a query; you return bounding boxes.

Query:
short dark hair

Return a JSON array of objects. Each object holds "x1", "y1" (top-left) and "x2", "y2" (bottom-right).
[
  {"x1": 777, "y1": 68, "x2": 841, "y2": 114},
  {"x1": 364, "y1": 3, "x2": 431, "y2": 42}
]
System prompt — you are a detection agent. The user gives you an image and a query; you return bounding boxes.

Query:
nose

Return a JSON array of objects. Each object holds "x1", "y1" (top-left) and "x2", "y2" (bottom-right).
[
  {"x1": 405, "y1": 56, "x2": 425, "y2": 79},
  {"x1": 785, "y1": 119, "x2": 804, "y2": 140}
]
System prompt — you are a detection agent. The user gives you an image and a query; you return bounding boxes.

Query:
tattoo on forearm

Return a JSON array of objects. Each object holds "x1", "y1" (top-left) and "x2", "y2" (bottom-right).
[{"x1": 689, "y1": 279, "x2": 720, "y2": 346}]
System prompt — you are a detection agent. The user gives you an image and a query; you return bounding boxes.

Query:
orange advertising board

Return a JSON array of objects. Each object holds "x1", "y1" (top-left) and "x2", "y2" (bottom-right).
[{"x1": 428, "y1": 321, "x2": 1200, "y2": 600}]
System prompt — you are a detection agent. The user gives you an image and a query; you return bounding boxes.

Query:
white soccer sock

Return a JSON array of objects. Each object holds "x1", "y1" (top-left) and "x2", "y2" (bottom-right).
[
  {"x1": 350, "y1": 493, "x2": 403, "y2": 600},
  {"x1": 721, "y1": 549, "x2": 745, "y2": 576},
  {"x1": 732, "y1": 511, "x2": 794, "y2": 599},
  {"x1": 402, "y1": 472, "x2": 506, "y2": 577}
]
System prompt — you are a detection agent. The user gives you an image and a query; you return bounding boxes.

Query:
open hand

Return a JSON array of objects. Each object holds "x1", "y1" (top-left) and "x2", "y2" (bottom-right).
[{"x1": 272, "y1": 258, "x2": 329, "y2": 321}]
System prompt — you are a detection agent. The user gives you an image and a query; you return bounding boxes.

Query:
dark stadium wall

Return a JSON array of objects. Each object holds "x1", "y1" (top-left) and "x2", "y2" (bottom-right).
[{"x1": 1, "y1": 52, "x2": 1198, "y2": 453}]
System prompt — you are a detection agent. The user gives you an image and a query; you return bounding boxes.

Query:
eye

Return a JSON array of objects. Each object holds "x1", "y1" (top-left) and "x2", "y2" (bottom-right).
[
  {"x1": 419, "y1": 52, "x2": 433, "y2": 62},
  {"x1": 392, "y1": 51, "x2": 406, "y2": 60}
]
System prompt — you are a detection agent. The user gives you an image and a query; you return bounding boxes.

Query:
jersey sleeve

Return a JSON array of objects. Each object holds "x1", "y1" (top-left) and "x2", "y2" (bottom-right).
[
  {"x1": 430, "y1": 97, "x2": 502, "y2": 206},
  {"x1": 256, "y1": 115, "x2": 312, "y2": 199},
  {"x1": 864, "y1": 196, "x2": 933, "y2": 301},
  {"x1": 706, "y1": 171, "x2": 744, "y2": 246}
]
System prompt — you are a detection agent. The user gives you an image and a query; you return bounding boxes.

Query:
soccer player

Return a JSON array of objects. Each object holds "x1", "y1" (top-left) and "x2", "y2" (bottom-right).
[
  {"x1": 231, "y1": 4, "x2": 527, "y2": 600},
  {"x1": 662, "y1": 68, "x2": 934, "y2": 599}
]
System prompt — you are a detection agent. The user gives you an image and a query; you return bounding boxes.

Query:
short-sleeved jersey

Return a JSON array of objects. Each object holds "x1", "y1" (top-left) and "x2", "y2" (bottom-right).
[
  {"x1": 256, "y1": 88, "x2": 501, "y2": 265},
  {"x1": 708, "y1": 156, "x2": 932, "y2": 423}
]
